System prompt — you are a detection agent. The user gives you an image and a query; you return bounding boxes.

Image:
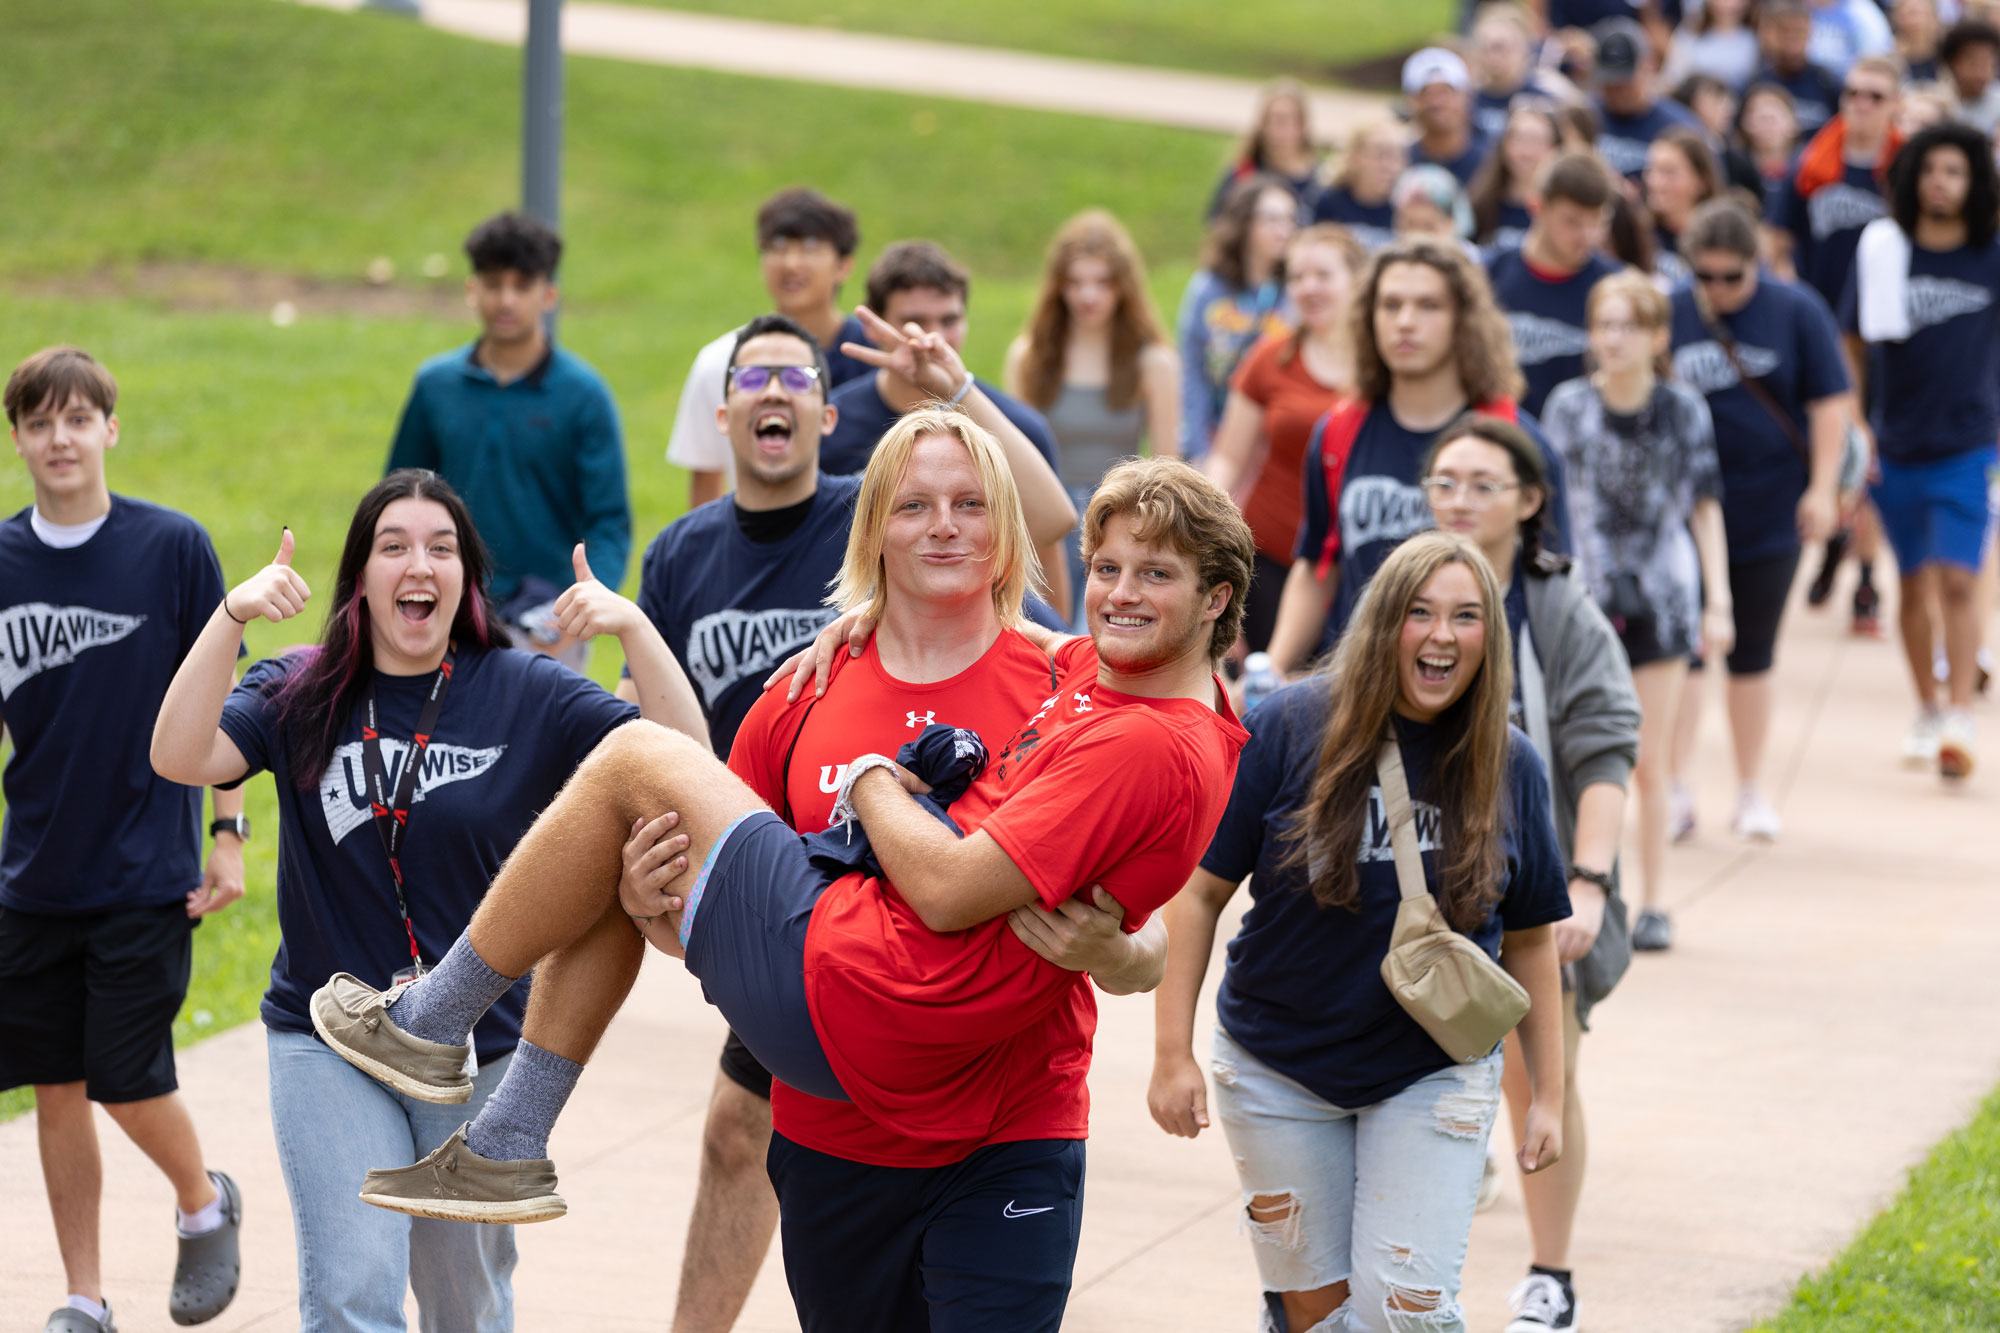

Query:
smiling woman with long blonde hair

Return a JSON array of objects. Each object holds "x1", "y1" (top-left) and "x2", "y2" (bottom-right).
[{"x1": 1148, "y1": 530, "x2": 1571, "y2": 1333}]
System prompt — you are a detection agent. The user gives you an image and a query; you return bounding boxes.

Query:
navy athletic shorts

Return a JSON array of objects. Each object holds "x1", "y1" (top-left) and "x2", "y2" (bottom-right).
[
  {"x1": 767, "y1": 1131, "x2": 1086, "y2": 1333},
  {"x1": 0, "y1": 901, "x2": 194, "y2": 1103},
  {"x1": 681, "y1": 810, "x2": 846, "y2": 1103}
]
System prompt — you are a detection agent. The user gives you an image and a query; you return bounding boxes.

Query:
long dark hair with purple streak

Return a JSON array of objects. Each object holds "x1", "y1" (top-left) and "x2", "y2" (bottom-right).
[{"x1": 270, "y1": 470, "x2": 496, "y2": 786}]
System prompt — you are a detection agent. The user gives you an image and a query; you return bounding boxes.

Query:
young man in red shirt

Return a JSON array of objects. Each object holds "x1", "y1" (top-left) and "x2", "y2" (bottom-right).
[{"x1": 311, "y1": 439, "x2": 1253, "y2": 1332}]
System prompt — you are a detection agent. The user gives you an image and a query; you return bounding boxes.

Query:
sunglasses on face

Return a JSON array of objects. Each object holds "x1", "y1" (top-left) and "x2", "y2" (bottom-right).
[
  {"x1": 728, "y1": 364, "x2": 822, "y2": 394},
  {"x1": 1694, "y1": 267, "x2": 1748, "y2": 287}
]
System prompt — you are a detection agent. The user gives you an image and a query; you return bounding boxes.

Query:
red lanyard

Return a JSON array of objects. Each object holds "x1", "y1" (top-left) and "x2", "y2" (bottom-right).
[{"x1": 360, "y1": 654, "x2": 454, "y2": 970}]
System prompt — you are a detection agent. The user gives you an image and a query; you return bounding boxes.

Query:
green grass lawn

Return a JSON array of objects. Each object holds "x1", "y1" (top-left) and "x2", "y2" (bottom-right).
[
  {"x1": 1756, "y1": 1084, "x2": 2000, "y2": 1331},
  {"x1": 0, "y1": 0, "x2": 1221, "y2": 1122},
  {"x1": 616, "y1": 0, "x2": 1457, "y2": 83}
]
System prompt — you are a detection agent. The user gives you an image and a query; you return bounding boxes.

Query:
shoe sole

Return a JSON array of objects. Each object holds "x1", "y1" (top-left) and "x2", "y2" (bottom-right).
[
  {"x1": 1939, "y1": 743, "x2": 1975, "y2": 781},
  {"x1": 310, "y1": 998, "x2": 471, "y2": 1106},
  {"x1": 359, "y1": 1190, "x2": 568, "y2": 1225}
]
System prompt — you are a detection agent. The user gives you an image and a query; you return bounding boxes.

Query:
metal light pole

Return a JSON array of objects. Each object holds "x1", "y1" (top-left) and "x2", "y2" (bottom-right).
[{"x1": 522, "y1": 0, "x2": 564, "y2": 331}]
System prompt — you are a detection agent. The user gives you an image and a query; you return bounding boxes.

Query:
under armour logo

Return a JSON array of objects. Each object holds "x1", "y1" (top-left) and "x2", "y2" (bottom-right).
[
  {"x1": 1072, "y1": 692, "x2": 1092, "y2": 713},
  {"x1": 906, "y1": 710, "x2": 936, "y2": 728}
]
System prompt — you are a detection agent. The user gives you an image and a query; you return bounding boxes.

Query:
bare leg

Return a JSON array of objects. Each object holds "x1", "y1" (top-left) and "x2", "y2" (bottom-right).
[
  {"x1": 99, "y1": 1092, "x2": 217, "y2": 1214},
  {"x1": 1897, "y1": 570, "x2": 1940, "y2": 710},
  {"x1": 1669, "y1": 665, "x2": 1703, "y2": 795},
  {"x1": 1938, "y1": 565, "x2": 1982, "y2": 710},
  {"x1": 672, "y1": 1073, "x2": 779, "y2": 1333},
  {"x1": 1724, "y1": 671, "x2": 1777, "y2": 792},
  {"x1": 1502, "y1": 995, "x2": 1586, "y2": 1269},
  {"x1": 36, "y1": 1082, "x2": 104, "y2": 1304},
  {"x1": 1629, "y1": 660, "x2": 1687, "y2": 914}
]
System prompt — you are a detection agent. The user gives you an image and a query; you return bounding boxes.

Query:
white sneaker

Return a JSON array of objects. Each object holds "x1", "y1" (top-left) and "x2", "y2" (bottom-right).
[
  {"x1": 1668, "y1": 782, "x2": 1696, "y2": 844},
  {"x1": 1506, "y1": 1272, "x2": 1578, "y2": 1330},
  {"x1": 1939, "y1": 711, "x2": 1976, "y2": 781},
  {"x1": 1903, "y1": 709, "x2": 1944, "y2": 768},
  {"x1": 1732, "y1": 788, "x2": 1782, "y2": 842}
]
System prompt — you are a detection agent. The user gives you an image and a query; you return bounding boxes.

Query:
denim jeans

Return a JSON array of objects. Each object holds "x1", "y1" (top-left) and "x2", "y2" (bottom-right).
[
  {"x1": 1209, "y1": 1026, "x2": 1501, "y2": 1333},
  {"x1": 267, "y1": 1028, "x2": 518, "y2": 1332}
]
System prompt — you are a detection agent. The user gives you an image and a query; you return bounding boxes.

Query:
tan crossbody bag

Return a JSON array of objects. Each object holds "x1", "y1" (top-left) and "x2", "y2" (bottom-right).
[{"x1": 1376, "y1": 739, "x2": 1530, "y2": 1063}]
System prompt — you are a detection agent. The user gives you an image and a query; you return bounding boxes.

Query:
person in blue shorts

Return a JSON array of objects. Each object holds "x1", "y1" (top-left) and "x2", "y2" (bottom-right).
[
  {"x1": 1, "y1": 347, "x2": 246, "y2": 1333},
  {"x1": 1845, "y1": 121, "x2": 2000, "y2": 779}
]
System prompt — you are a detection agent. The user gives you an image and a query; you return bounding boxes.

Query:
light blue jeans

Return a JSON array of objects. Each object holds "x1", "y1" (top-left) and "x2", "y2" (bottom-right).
[
  {"x1": 1209, "y1": 1025, "x2": 1502, "y2": 1333},
  {"x1": 267, "y1": 1028, "x2": 518, "y2": 1332}
]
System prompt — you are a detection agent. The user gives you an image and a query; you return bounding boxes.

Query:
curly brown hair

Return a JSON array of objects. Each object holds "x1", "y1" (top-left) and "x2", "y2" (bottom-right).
[{"x1": 1349, "y1": 239, "x2": 1523, "y2": 405}]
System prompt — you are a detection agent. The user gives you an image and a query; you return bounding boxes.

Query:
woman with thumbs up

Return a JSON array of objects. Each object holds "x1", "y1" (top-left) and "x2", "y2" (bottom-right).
[{"x1": 152, "y1": 468, "x2": 703, "y2": 1331}]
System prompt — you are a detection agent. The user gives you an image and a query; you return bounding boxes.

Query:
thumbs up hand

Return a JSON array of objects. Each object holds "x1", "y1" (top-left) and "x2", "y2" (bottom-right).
[
  {"x1": 223, "y1": 527, "x2": 313, "y2": 625},
  {"x1": 553, "y1": 542, "x2": 642, "y2": 642}
]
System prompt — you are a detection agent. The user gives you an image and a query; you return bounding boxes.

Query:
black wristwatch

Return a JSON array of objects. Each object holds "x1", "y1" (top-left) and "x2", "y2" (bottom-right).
[
  {"x1": 1568, "y1": 864, "x2": 1613, "y2": 893},
  {"x1": 210, "y1": 816, "x2": 250, "y2": 842}
]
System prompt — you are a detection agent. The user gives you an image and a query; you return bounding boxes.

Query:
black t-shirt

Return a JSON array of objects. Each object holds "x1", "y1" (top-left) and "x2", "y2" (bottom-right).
[
  {"x1": 1, "y1": 497, "x2": 229, "y2": 914},
  {"x1": 1203, "y1": 685, "x2": 1570, "y2": 1108}
]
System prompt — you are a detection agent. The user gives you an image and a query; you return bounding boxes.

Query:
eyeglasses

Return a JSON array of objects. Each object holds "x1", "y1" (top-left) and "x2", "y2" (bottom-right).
[
  {"x1": 1421, "y1": 477, "x2": 1520, "y2": 507},
  {"x1": 1841, "y1": 86, "x2": 1889, "y2": 105},
  {"x1": 728, "y1": 364, "x2": 822, "y2": 395},
  {"x1": 1693, "y1": 267, "x2": 1748, "y2": 287}
]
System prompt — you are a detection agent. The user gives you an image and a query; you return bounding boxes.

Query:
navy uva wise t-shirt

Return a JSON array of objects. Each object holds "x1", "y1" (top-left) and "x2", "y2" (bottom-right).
[
  {"x1": 1202, "y1": 682, "x2": 1570, "y2": 1108},
  {"x1": 1, "y1": 497, "x2": 228, "y2": 914},
  {"x1": 218, "y1": 646, "x2": 637, "y2": 1063}
]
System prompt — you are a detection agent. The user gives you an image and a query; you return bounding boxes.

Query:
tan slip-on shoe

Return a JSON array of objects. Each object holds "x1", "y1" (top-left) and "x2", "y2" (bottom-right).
[
  {"x1": 310, "y1": 972, "x2": 472, "y2": 1104},
  {"x1": 359, "y1": 1123, "x2": 567, "y2": 1224}
]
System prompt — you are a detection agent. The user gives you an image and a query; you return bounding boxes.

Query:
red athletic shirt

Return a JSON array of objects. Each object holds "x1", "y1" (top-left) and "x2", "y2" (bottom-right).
[
  {"x1": 796, "y1": 637, "x2": 1248, "y2": 1164},
  {"x1": 725, "y1": 628, "x2": 1063, "y2": 1165}
]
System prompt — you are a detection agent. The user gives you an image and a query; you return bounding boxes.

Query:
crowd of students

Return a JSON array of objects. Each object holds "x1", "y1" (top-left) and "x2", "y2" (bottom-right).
[{"x1": 3, "y1": 3, "x2": 1996, "y2": 1330}]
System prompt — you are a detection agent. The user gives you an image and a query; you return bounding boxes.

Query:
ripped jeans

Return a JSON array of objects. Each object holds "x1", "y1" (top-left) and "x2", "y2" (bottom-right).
[{"x1": 1209, "y1": 1026, "x2": 1501, "y2": 1333}]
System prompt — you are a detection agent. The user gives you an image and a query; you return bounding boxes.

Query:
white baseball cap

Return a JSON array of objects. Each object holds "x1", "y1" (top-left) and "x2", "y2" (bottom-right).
[{"x1": 1402, "y1": 47, "x2": 1472, "y2": 96}]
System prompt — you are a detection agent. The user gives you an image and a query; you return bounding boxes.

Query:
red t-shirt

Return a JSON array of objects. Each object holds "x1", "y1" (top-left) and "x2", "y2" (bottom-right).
[
  {"x1": 1231, "y1": 332, "x2": 1349, "y2": 565},
  {"x1": 798, "y1": 638, "x2": 1248, "y2": 1164},
  {"x1": 726, "y1": 628, "x2": 1063, "y2": 1165}
]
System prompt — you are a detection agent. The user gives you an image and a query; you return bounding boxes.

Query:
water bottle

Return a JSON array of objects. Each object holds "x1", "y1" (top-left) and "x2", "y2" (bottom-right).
[{"x1": 1241, "y1": 652, "x2": 1283, "y2": 711}]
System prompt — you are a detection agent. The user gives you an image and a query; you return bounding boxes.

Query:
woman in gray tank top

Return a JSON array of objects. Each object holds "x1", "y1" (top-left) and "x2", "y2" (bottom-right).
[{"x1": 1007, "y1": 209, "x2": 1181, "y2": 621}]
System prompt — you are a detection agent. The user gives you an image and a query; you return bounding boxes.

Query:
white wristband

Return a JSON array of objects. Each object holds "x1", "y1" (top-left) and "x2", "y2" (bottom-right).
[
  {"x1": 830, "y1": 753, "x2": 903, "y2": 839},
  {"x1": 946, "y1": 372, "x2": 975, "y2": 406}
]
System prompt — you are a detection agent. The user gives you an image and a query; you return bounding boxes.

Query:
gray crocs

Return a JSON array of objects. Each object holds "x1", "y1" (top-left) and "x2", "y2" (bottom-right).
[
  {"x1": 169, "y1": 1170, "x2": 241, "y2": 1325},
  {"x1": 44, "y1": 1308, "x2": 116, "y2": 1333}
]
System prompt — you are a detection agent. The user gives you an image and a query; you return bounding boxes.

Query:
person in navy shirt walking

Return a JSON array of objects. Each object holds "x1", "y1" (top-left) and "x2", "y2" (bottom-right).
[
  {"x1": 1592, "y1": 19, "x2": 1707, "y2": 182},
  {"x1": 1266, "y1": 239, "x2": 1574, "y2": 671},
  {"x1": 1666, "y1": 199, "x2": 1850, "y2": 843},
  {"x1": 1845, "y1": 123, "x2": 2000, "y2": 779},
  {"x1": 151, "y1": 468, "x2": 703, "y2": 1330},
  {"x1": 1150, "y1": 531, "x2": 1570, "y2": 1333},
  {"x1": 387, "y1": 211, "x2": 631, "y2": 673},
  {"x1": 1, "y1": 347, "x2": 248, "y2": 1333},
  {"x1": 1488, "y1": 152, "x2": 1624, "y2": 417}
]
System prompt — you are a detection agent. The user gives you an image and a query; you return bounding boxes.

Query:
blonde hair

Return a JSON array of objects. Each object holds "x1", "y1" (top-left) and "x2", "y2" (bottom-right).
[{"x1": 828, "y1": 407, "x2": 1037, "y2": 627}]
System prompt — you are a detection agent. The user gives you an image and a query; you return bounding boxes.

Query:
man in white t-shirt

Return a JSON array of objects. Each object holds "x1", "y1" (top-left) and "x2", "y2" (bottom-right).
[{"x1": 667, "y1": 189, "x2": 873, "y2": 508}]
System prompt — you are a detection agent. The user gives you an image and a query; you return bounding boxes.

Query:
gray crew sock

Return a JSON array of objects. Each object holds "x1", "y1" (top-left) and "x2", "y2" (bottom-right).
[
  {"x1": 389, "y1": 932, "x2": 517, "y2": 1048},
  {"x1": 464, "y1": 1038, "x2": 583, "y2": 1163}
]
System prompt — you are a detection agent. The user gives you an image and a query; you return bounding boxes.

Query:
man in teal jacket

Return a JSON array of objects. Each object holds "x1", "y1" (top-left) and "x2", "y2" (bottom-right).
[{"x1": 388, "y1": 211, "x2": 630, "y2": 671}]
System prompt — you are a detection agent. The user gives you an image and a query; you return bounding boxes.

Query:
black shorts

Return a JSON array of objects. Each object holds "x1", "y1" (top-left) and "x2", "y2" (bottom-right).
[
  {"x1": 0, "y1": 902, "x2": 194, "y2": 1103},
  {"x1": 719, "y1": 1028, "x2": 774, "y2": 1101},
  {"x1": 1691, "y1": 547, "x2": 1801, "y2": 677}
]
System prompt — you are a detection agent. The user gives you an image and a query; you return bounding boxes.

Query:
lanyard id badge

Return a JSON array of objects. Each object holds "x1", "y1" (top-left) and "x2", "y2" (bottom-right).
[{"x1": 361, "y1": 653, "x2": 454, "y2": 983}]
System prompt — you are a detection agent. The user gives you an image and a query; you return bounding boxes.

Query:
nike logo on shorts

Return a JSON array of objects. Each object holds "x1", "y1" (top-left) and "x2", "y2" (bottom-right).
[{"x1": 1003, "y1": 1201, "x2": 1055, "y2": 1218}]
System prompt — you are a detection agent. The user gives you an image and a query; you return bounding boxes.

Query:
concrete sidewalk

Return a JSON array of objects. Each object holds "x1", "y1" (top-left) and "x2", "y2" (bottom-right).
[
  {"x1": 293, "y1": 0, "x2": 1389, "y2": 137},
  {"x1": 3, "y1": 568, "x2": 1995, "y2": 1331}
]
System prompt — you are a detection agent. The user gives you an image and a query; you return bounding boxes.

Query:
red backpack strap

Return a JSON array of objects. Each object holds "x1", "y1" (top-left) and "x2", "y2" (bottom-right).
[
  {"x1": 1311, "y1": 399, "x2": 1370, "y2": 577},
  {"x1": 1473, "y1": 397, "x2": 1520, "y2": 423}
]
